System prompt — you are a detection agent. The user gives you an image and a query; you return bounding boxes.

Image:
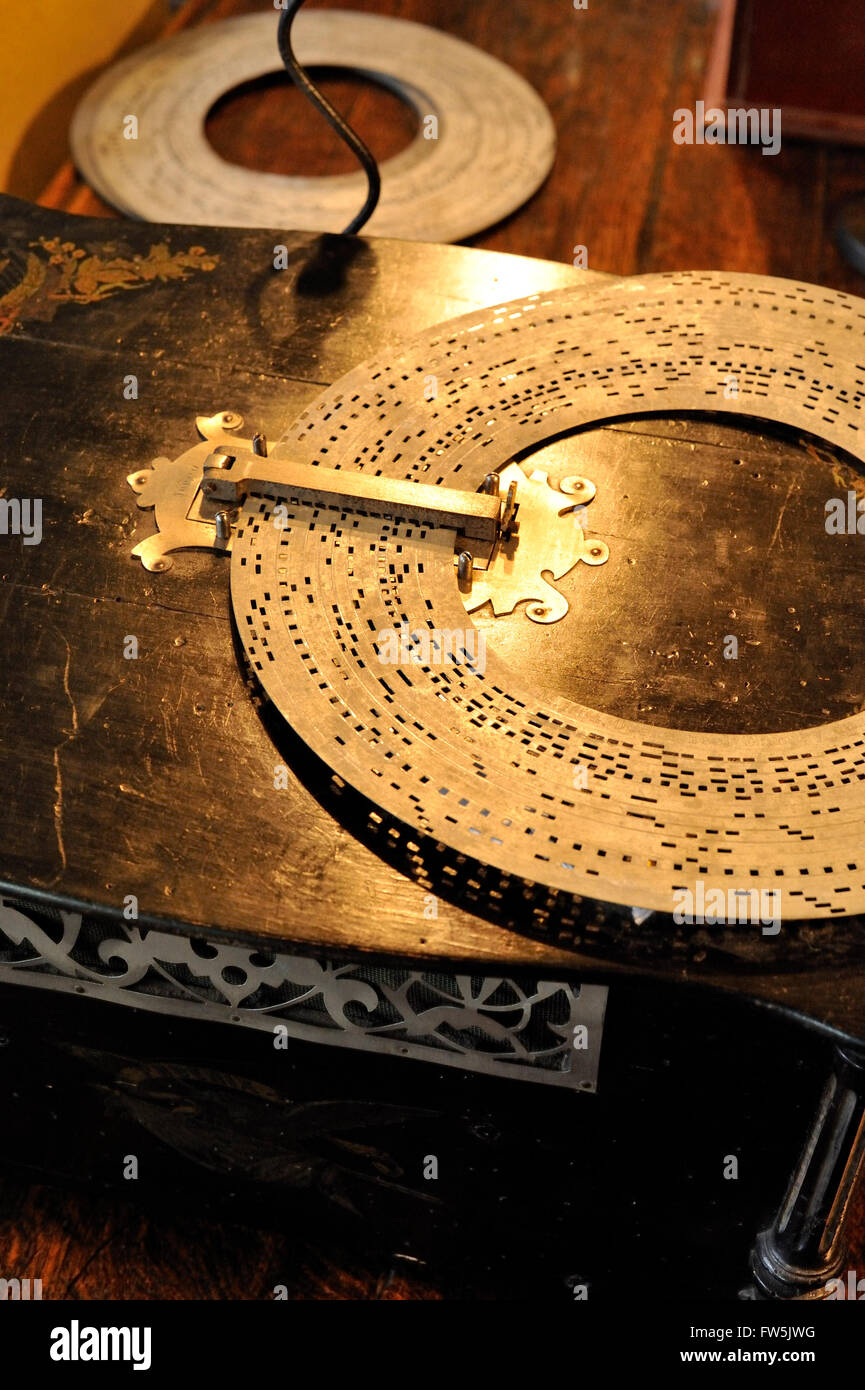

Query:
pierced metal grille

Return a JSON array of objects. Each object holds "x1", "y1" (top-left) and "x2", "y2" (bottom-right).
[{"x1": 0, "y1": 897, "x2": 606, "y2": 1090}]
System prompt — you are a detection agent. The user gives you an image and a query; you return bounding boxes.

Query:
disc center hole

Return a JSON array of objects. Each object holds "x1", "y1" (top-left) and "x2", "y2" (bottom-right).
[{"x1": 205, "y1": 67, "x2": 419, "y2": 177}]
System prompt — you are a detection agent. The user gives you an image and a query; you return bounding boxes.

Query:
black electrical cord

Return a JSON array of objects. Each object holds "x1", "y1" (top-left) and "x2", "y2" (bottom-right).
[{"x1": 277, "y1": 0, "x2": 382, "y2": 235}]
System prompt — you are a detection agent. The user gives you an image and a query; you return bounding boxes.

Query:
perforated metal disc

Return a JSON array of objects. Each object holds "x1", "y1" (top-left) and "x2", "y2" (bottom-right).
[
  {"x1": 69, "y1": 10, "x2": 555, "y2": 241},
  {"x1": 232, "y1": 271, "x2": 865, "y2": 921}
]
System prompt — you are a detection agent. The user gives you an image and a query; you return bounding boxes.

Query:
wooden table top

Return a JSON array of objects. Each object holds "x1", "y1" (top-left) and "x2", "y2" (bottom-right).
[{"x1": 1, "y1": 193, "x2": 864, "y2": 1040}]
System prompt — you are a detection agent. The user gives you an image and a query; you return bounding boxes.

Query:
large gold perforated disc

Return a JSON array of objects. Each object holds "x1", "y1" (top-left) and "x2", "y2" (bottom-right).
[{"x1": 231, "y1": 271, "x2": 865, "y2": 921}]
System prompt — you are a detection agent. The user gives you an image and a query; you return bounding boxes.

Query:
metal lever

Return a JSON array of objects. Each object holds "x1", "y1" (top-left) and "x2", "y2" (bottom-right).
[{"x1": 200, "y1": 448, "x2": 508, "y2": 547}]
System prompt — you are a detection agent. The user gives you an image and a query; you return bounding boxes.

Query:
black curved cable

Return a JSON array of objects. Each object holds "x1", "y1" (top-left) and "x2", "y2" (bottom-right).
[{"x1": 277, "y1": 0, "x2": 382, "y2": 235}]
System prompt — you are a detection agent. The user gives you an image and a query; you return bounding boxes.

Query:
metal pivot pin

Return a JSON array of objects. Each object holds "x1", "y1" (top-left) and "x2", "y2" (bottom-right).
[{"x1": 457, "y1": 550, "x2": 474, "y2": 591}]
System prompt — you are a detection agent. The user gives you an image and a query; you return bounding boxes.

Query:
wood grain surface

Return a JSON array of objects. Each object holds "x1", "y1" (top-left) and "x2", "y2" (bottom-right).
[
  {"x1": 40, "y1": 0, "x2": 865, "y2": 296},
  {"x1": 2, "y1": 193, "x2": 865, "y2": 1037}
]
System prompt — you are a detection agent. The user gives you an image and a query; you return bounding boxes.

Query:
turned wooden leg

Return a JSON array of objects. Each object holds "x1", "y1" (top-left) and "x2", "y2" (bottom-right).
[{"x1": 750, "y1": 1044, "x2": 865, "y2": 1299}]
